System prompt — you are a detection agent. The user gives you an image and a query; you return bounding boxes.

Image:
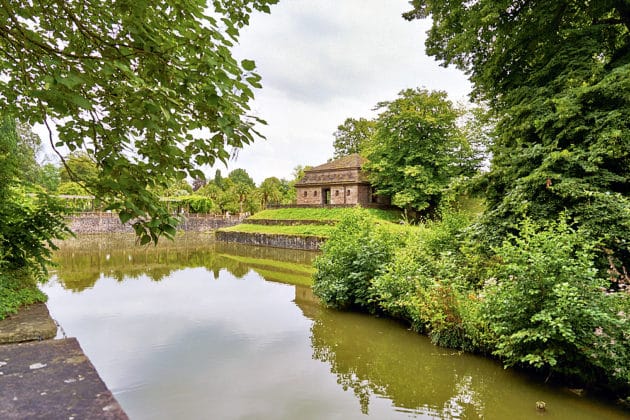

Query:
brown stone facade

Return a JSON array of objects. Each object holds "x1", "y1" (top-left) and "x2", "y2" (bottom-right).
[{"x1": 295, "y1": 154, "x2": 390, "y2": 207}]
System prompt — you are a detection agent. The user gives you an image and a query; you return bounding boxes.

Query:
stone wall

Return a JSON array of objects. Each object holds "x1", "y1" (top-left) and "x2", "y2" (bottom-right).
[
  {"x1": 296, "y1": 183, "x2": 371, "y2": 206},
  {"x1": 215, "y1": 231, "x2": 325, "y2": 251},
  {"x1": 67, "y1": 213, "x2": 242, "y2": 234}
]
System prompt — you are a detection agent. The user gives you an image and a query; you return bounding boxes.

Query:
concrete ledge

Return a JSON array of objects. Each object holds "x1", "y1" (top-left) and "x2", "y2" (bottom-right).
[
  {"x1": 0, "y1": 338, "x2": 128, "y2": 419},
  {"x1": 0, "y1": 303, "x2": 57, "y2": 345},
  {"x1": 216, "y1": 231, "x2": 325, "y2": 251}
]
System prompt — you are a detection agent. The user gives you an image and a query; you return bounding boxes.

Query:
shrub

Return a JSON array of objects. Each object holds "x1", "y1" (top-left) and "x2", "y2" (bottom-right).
[
  {"x1": 371, "y1": 209, "x2": 479, "y2": 349},
  {"x1": 312, "y1": 208, "x2": 405, "y2": 312},
  {"x1": 0, "y1": 270, "x2": 47, "y2": 319},
  {"x1": 481, "y1": 218, "x2": 630, "y2": 396}
]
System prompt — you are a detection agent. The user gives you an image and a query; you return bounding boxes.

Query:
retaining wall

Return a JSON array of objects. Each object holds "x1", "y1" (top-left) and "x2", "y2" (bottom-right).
[
  {"x1": 67, "y1": 213, "x2": 242, "y2": 234},
  {"x1": 215, "y1": 231, "x2": 325, "y2": 251}
]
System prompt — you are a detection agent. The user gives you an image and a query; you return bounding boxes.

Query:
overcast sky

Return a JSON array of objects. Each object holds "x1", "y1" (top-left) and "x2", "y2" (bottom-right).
[
  {"x1": 225, "y1": 0, "x2": 472, "y2": 184},
  {"x1": 35, "y1": 0, "x2": 472, "y2": 186}
]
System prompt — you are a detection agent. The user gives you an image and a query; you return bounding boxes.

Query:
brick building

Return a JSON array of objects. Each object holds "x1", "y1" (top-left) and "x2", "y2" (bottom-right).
[{"x1": 294, "y1": 154, "x2": 389, "y2": 207}]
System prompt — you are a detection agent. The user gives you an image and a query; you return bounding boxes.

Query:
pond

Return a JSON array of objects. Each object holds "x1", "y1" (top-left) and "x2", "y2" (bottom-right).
[{"x1": 44, "y1": 234, "x2": 628, "y2": 419}]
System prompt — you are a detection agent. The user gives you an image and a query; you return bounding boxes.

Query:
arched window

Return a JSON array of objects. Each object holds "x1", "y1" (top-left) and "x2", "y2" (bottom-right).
[
  {"x1": 346, "y1": 189, "x2": 351, "y2": 196},
  {"x1": 314, "y1": 190, "x2": 318, "y2": 197},
  {"x1": 303, "y1": 191, "x2": 307, "y2": 197}
]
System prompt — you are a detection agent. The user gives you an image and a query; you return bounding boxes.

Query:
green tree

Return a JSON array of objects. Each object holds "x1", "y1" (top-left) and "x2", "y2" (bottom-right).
[
  {"x1": 14, "y1": 122, "x2": 44, "y2": 185},
  {"x1": 0, "y1": 0, "x2": 277, "y2": 244},
  {"x1": 227, "y1": 168, "x2": 256, "y2": 189},
  {"x1": 38, "y1": 163, "x2": 61, "y2": 193},
  {"x1": 0, "y1": 116, "x2": 68, "y2": 279},
  {"x1": 213, "y1": 169, "x2": 225, "y2": 189},
  {"x1": 258, "y1": 177, "x2": 283, "y2": 208},
  {"x1": 365, "y1": 88, "x2": 475, "y2": 213},
  {"x1": 405, "y1": 0, "x2": 630, "y2": 267},
  {"x1": 332, "y1": 117, "x2": 375, "y2": 158},
  {"x1": 59, "y1": 152, "x2": 98, "y2": 185}
]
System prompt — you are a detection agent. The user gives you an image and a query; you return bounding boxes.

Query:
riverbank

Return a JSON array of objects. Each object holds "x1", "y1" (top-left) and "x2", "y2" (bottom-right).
[
  {"x1": 67, "y1": 212, "x2": 243, "y2": 234},
  {"x1": 215, "y1": 207, "x2": 401, "y2": 250},
  {"x1": 0, "y1": 303, "x2": 128, "y2": 419}
]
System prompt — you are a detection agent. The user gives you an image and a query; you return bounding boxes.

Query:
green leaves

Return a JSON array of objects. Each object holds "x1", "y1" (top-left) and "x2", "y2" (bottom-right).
[
  {"x1": 364, "y1": 88, "x2": 474, "y2": 214},
  {"x1": 0, "y1": 0, "x2": 278, "y2": 242},
  {"x1": 409, "y1": 0, "x2": 630, "y2": 268},
  {"x1": 241, "y1": 59, "x2": 256, "y2": 71}
]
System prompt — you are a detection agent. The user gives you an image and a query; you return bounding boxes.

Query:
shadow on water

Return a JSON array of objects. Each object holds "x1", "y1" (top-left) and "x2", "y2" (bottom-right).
[{"x1": 50, "y1": 233, "x2": 629, "y2": 419}]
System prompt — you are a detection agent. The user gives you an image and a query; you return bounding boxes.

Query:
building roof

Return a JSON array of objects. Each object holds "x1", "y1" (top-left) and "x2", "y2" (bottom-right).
[
  {"x1": 295, "y1": 154, "x2": 369, "y2": 186},
  {"x1": 308, "y1": 153, "x2": 366, "y2": 172}
]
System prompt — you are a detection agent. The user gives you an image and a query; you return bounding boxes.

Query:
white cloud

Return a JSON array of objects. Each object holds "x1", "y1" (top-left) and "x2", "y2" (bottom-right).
[
  {"x1": 222, "y1": 0, "x2": 472, "y2": 184},
  {"x1": 35, "y1": 0, "x2": 472, "y2": 186}
]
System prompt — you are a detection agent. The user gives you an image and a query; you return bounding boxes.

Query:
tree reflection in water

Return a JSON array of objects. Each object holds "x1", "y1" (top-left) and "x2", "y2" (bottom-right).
[
  {"x1": 50, "y1": 234, "x2": 629, "y2": 419},
  {"x1": 52, "y1": 233, "x2": 317, "y2": 291},
  {"x1": 295, "y1": 284, "x2": 630, "y2": 419}
]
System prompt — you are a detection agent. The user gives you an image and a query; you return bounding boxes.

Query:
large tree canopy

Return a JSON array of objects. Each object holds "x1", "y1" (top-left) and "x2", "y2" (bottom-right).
[
  {"x1": 365, "y1": 88, "x2": 475, "y2": 213},
  {"x1": 406, "y1": 1, "x2": 630, "y2": 266},
  {"x1": 332, "y1": 117, "x2": 375, "y2": 158},
  {"x1": 0, "y1": 0, "x2": 277, "y2": 243}
]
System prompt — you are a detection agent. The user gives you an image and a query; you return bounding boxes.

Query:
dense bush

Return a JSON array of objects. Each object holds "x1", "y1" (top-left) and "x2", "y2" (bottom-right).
[
  {"x1": 312, "y1": 208, "x2": 405, "y2": 312},
  {"x1": 481, "y1": 219, "x2": 630, "y2": 394},
  {"x1": 0, "y1": 117, "x2": 69, "y2": 318},
  {"x1": 313, "y1": 209, "x2": 630, "y2": 399},
  {"x1": 163, "y1": 195, "x2": 219, "y2": 214},
  {"x1": 371, "y1": 210, "x2": 477, "y2": 349},
  {"x1": 0, "y1": 270, "x2": 47, "y2": 319}
]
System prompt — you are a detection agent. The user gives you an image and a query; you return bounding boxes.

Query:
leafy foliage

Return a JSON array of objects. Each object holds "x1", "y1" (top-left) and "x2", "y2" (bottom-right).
[
  {"x1": 0, "y1": 0, "x2": 278, "y2": 243},
  {"x1": 0, "y1": 116, "x2": 68, "y2": 316},
  {"x1": 364, "y1": 88, "x2": 477, "y2": 213},
  {"x1": 332, "y1": 117, "x2": 375, "y2": 158},
  {"x1": 313, "y1": 209, "x2": 405, "y2": 311},
  {"x1": 481, "y1": 219, "x2": 629, "y2": 389},
  {"x1": 0, "y1": 270, "x2": 48, "y2": 320},
  {"x1": 0, "y1": 117, "x2": 69, "y2": 275},
  {"x1": 405, "y1": 0, "x2": 630, "y2": 268},
  {"x1": 314, "y1": 207, "x2": 630, "y2": 398}
]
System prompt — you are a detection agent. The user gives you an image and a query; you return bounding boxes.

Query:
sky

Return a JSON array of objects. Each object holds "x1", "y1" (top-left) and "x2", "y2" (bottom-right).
[
  {"x1": 226, "y1": 0, "x2": 472, "y2": 184},
  {"x1": 35, "y1": 0, "x2": 472, "y2": 186}
]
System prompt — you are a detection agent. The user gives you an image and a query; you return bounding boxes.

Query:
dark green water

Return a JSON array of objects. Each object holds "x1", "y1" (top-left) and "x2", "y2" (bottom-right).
[{"x1": 44, "y1": 234, "x2": 629, "y2": 419}]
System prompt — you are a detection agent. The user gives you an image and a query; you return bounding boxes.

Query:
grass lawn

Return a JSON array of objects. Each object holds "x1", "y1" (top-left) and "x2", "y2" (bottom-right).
[
  {"x1": 0, "y1": 272, "x2": 47, "y2": 320},
  {"x1": 248, "y1": 207, "x2": 402, "y2": 222}
]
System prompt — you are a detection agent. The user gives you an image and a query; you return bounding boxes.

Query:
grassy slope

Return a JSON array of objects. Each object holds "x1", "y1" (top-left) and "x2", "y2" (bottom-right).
[
  {"x1": 248, "y1": 207, "x2": 402, "y2": 222},
  {"x1": 222, "y1": 207, "x2": 403, "y2": 237}
]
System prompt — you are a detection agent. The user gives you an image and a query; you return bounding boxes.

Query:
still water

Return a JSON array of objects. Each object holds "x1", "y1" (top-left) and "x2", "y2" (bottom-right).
[{"x1": 45, "y1": 234, "x2": 628, "y2": 419}]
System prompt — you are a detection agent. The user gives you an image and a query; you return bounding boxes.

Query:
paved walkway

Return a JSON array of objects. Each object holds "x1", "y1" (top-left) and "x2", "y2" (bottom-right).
[{"x1": 0, "y1": 305, "x2": 128, "y2": 419}]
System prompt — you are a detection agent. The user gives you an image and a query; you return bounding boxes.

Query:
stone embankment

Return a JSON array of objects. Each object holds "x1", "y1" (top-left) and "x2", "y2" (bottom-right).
[
  {"x1": 216, "y1": 218, "x2": 330, "y2": 251},
  {"x1": 67, "y1": 212, "x2": 243, "y2": 234},
  {"x1": 0, "y1": 304, "x2": 127, "y2": 418},
  {"x1": 215, "y1": 230, "x2": 326, "y2": 251}
]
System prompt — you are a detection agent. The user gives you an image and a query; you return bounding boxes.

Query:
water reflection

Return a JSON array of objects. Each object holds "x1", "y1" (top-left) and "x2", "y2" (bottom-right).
[
  {"x1": 47, "y1": 234, "x2": 629, "y2": 420},
  {"x1": 52, "y1": 233, "x2": 316, "y2": 291},
  {"x1": 294, "y1": 288, "x2": 628, "y2": 419}
]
